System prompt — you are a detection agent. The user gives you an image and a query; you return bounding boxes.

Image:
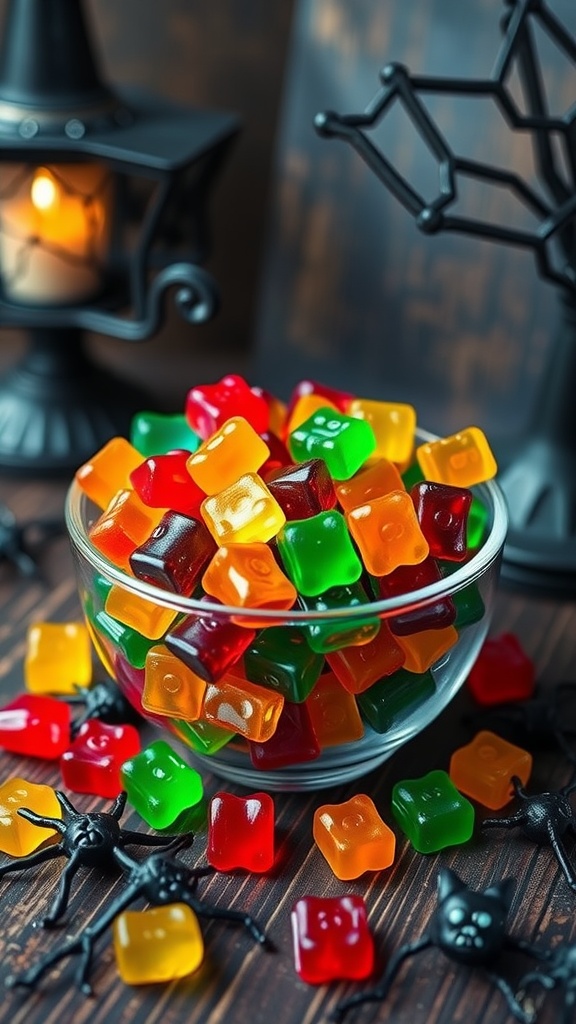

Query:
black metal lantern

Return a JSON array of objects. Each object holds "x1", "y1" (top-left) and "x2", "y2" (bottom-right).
[{"x1": 0, "y1": 0, "x2": 239, "y2": 475}]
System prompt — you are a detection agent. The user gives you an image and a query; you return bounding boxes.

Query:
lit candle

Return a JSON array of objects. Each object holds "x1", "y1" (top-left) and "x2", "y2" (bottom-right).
[{"x1": 0, "y1": 162, "x2": 114, "y2": 305}]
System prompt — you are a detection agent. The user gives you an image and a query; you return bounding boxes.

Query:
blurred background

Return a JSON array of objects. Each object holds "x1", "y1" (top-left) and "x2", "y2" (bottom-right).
[{"x1": 0, "y1": 0, "x2": 574, "y2": 444}]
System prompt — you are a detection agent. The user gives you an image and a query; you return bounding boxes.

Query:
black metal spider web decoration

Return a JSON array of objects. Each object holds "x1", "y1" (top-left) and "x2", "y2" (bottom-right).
[
  {"x1": 314, "y1": 0, "x2": 576, "y2": 294},
  {"x1": 0, "y1": 165, "x2": 113, "y2": 290}
]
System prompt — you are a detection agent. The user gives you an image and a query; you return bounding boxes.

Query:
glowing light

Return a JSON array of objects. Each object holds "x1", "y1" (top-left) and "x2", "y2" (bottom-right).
[{"x1": 31, "y1": 170, "x2": 58, "y2": 211}]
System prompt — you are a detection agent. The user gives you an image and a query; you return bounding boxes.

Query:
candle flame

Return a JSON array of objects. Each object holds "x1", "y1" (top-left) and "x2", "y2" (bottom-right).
[{"x1": 31, "y1": 169, "x2": 58, "y2": 211}]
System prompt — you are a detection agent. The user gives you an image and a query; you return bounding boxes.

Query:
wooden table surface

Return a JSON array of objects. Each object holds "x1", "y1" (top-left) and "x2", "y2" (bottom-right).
[{"x1": 0, "y1": 473, "x2": 574, "y2": 1024}]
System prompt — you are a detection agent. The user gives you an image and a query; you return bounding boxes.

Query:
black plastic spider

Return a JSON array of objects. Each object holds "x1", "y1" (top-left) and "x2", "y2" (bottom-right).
[
  {"x1": 0, "y1": 790, "x2": 182, "y2": 927},
  {"x1": 330, "y1": 867, "x2": 541, "y2": 1023},
  {"x1": 481, "y1": 775, "x2": 576, "y2": 893},
  {"x1": 7, "y1": 839, "x2": 272, "y2": 996},
  {"x1": 465, "y1": 682, "x2": 576, "y2": 765},
  {"x1": 64, "y1": 678, "x2": 140, "y2": 737},
  {"x1": 0, "y1": 503, "x2": 64, "y2": 580},
  {"x1": 518, "y1": 943, "x2": 576, "y2": 1024}
]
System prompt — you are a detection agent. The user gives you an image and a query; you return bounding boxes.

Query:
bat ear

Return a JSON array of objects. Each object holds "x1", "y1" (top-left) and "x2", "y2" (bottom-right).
[
  {"x1": 436, "y1": 867, "x2": 464, "y2": 903},
  {"x1": 484, "y1": 877, "x2": 515, "y2": 910}
]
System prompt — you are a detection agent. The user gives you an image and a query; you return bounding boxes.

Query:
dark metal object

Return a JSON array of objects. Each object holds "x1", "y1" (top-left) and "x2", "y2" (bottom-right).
[
  {"x1": 481, "y1": 775, "x2": 576, "y2": 892},
  {"x1": 330, "y1": 867, "x2": 539, "y2": 1023},
  {"x1": 465, "y1": 682, "x2": 576, "y2": 766},
  {"x1": 6, "y1": 838, "x2": 271, "y2": 995},
  {"x1": 65, "y1": 678, "x2": 139, "y2": 738},
  {"x1": 0, "y1": 0, "x2": 239, "y2": 476},
  {"x1": 0, "y1": 790, "x2": 181, "y2": 927},
  {"x1": 0, "y1": 501, "x2": 64, "y2": 578},
  {"x1": 314, "y1": 0, "x2": 576, "y2": 597}
]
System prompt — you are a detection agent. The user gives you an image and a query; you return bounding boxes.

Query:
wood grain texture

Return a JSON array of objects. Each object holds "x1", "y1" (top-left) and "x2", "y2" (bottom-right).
[
  {"x1": 0, "y1": 480, "x2": 573, "y2": 1024},
  {"x1": 252, "y1": 0, "x2": 575, "y2": 445}
]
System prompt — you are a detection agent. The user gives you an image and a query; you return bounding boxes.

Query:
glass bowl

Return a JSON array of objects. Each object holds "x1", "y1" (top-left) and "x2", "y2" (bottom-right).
[{"x1": 65, "y1": 430, "x2": 508, "y2": 792}]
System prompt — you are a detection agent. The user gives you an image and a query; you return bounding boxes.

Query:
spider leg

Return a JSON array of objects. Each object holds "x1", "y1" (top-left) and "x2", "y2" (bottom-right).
[
  {"x1": 330, "y1": 937, "x2": 432, "y2": 1023},
  {"x1": 518, "y1": 967, "x2": 557, "y2": 991},
  {"x1": 185, "y1": 893, "x2": 271, "y2": 949},
  {"x1": 54, "y1": 791, "x2": 79, "y2": 817},
  {"x1": 110, "y1": 792, "x2": 127, "y2": 820},
  {"x1": 17, "y1": 807, "x2": 66, "y2": 833},
  {"x1": 7, "y1": 883, "x2": 140, "y2": 995},
  {"x1": 0, "y1": 843, "x2": 63, "y2": 879},
  {"x1": 481, "y1": 808, "x2": 526, "y2": 830},
  {"x1": 41, "y1": 853, "x2": 83, "y2": 928},
  {"x1": 546, "y1": 821, "x2": 576, "y2": 890},
  {"x1": 483, "y1": 969, "x2": 532, "y2": 1023},
  {"x1": 117, "y1": 829, "x2": 191, "y2": 848}
]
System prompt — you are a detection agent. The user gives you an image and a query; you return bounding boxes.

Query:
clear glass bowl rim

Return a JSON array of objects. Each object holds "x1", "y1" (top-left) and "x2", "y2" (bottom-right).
[{"x1": 65, "y1": 425, "x2": 509, "y2": 626}]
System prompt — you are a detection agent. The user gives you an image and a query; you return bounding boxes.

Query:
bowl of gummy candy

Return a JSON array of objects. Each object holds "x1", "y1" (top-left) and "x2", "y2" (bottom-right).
[{"x1": 65, "y1": 375, "x2": 508, "y2": 791}]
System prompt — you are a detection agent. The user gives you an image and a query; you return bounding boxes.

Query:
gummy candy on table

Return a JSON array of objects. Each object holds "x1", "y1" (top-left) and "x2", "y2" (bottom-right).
[
  {"x1": 104, "y1": 585, "x2": 179, "y2": 641},
  {"x1": 265, "y1": 459, "x2": 337, "y2": 520},
  {"x1": 356, "y1": 668, "x2": 436, "y2": 734},
  {"x1": 325, "y1": 622, "x2": 405, "y2": 694},
  {"x1": 288, "y1": 407, "x2": 377, "y2": 480},
  {"x1": 142, "y1": 645, "x2": 207, "y2": 720},
  {"x1": 114, "y1": 904, "x2": 204, "y2": 984},
  {"x1": 244, "y1": 626, "x2": 325, "y2": 703},
  {"x1": 401, "y1": 458, "x2": 425, "y2": 490},
  {"x1": 395, "y1": 624, "x2": 459, "y2": 674},
  {"x1": 286, "y1": 378, "x2": 355, "y2": 418},
  {"x1": 187, "y1": 416, "x2": 271, "y2": 496},
  {"x1": 248, "y1": 700, "x2": 320, "y2": 770},
  {"x1": 201, "y1": 542, "x2": 297, "y2": 615},
  {"x1": 88, "y1": 489, "x2": 167, "y2": 571},
  {"x1": 313, "y1": 793, "x2": 396, "y2": 880},
  {"x1": 130, "y1": 511, "x2": 216, "y2": 596},
  {"x1": 0, "y1": 694, "x2": 71, "y2": 758},
  {"x1": 277, "y1": 510, "x2": 363, "y2": 597},
  {"x1": 449, "y1": 730, "x2": 533, "y2": 811},
  {"x1": 207, "y1": 791, "x2": 275, "y2": 872},
  {"x1": 0, "y1": 778, "x2": 62, "y2": 856},
  {"x1": 121, "y1": 739, "x2": 204, "y2": 831},
  {"x1": 335, "y1": 457, "x2": 405, "y2": 514},
  {"x1": 285, "y1": 393, "x2": 339, "y2": 435},
  {"x1": 130, "y1": 451, "x2": 205, "y2": 517},
  {"x1": 201, "y1": 670, "x2": 285, "y2": 742},
  {"x1": 411, "y1": 481, "x2": 473, "y2": 561},
  {"x1": 185, "y1": 373, "x2": 270, "y2": 439},
  {"x1": 376, "y1": 559, "x2": 456, "y2": 635},
  {"x1": 25, "y1": 621, "x2": 92, "y2": 694},
  {"x1": 165, "y1": 597, "x2": 257, "y2": 683},
  {"x1": 416, "y1": 426, "x2": 498, "y2": 488},
  {"x1": 391, "y1": 769, "x2": 475, "y2": 853},
  {"x1": 75, "y1": 436, "x2": 144, "y2": 510},
  {"x1": 61, "y1": 719, "x2": 141, "y2": 799},
  {"x1": 346, "y1": 489, "x2": 429, "y2": 576},
  {"x1": 130, "y1": 410, "x2": 201, "y2": 457},
  {"x1": 346, "y1": 398, "x2": 416, "y2": 465},
  {"x1": 291, "y1": 895, "x2": 374, "y2": 984},
  {"x1": 201, "y1": 472, "x2": 286, "y2": 545},
  {"x1": 466, "y1": 632, "x2": 535, "y2": 706},
  {"x1": 297, "y1": 582, "x2": 381, "y2": 654},
  {"x1": 305, "y1": 670, "x2": 364, "y2": 747}
]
